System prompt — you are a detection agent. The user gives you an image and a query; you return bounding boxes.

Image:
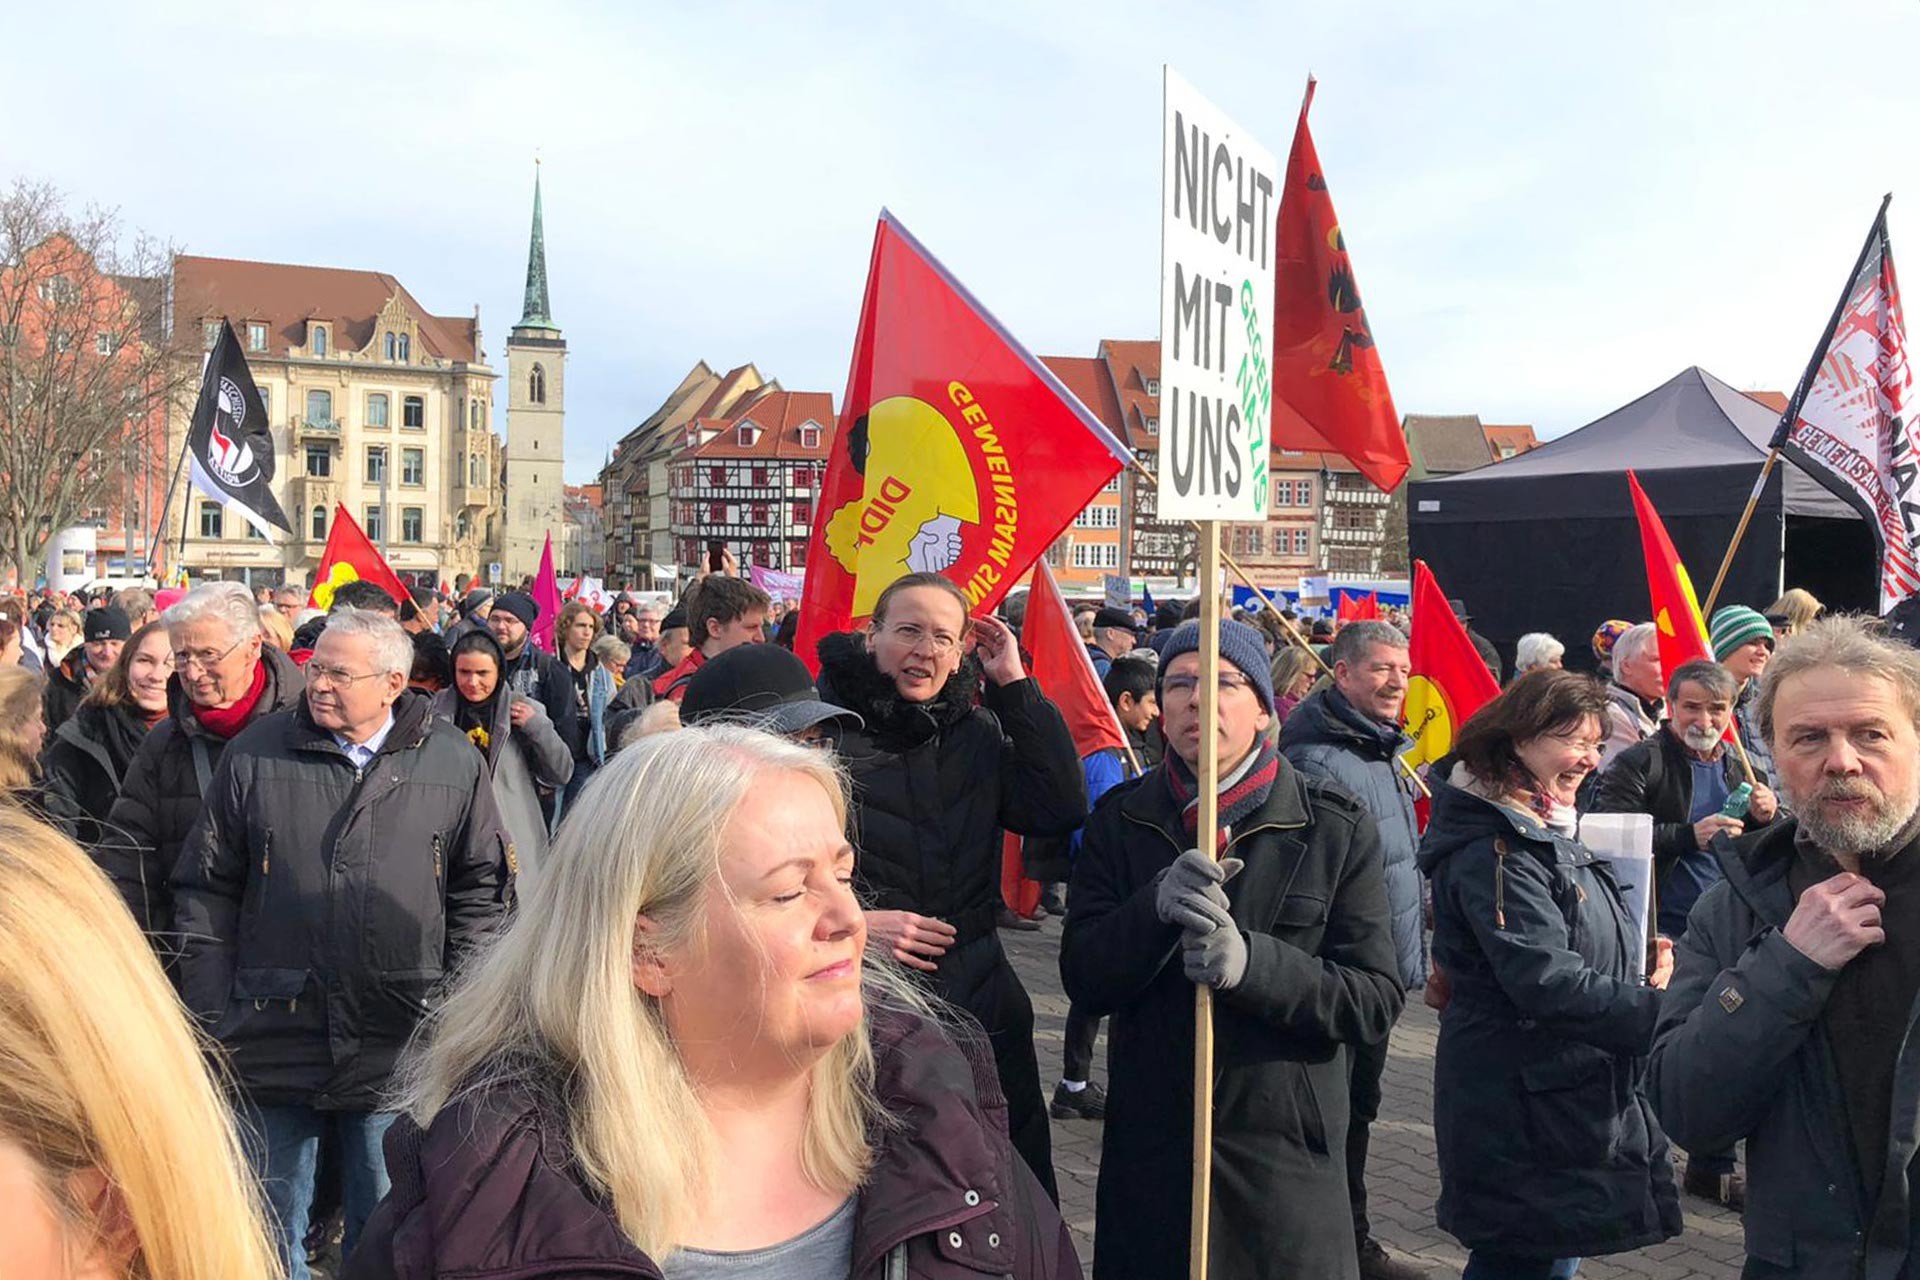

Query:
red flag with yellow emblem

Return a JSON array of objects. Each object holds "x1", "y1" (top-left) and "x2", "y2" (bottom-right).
[
  {"x1": 305, "y1": 503, "x2": 410, "y2": 611},
  {"x1": 1403, "y1": 560, "x2": 1501, "y2": 774},
  {"x1": 794, "y1": 211, "x2": 1134, "y2": 669},
  {"x1": 1626, "y1": 471, "x2": 1714, "y2": 682}
]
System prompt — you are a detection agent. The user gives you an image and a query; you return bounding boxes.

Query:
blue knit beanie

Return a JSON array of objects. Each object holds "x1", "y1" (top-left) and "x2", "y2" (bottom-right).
[{"x1": 1159, "y1": 619, "x2": 1275, "y2": 711}]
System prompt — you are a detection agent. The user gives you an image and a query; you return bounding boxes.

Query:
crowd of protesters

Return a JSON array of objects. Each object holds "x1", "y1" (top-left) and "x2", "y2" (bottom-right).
[{"x1": 9, "y1": 562, "x2": 1920, "y2": 1280}]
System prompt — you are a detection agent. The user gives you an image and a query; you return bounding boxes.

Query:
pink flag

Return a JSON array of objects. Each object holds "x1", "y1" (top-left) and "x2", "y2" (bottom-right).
[{"x1": 532, "y1": 533, "x2": 561, "y2": 653}]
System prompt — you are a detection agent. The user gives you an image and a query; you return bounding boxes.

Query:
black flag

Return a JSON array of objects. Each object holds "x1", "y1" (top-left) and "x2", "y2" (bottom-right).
[{"x1": 187, "y1": 319, "x2": 290, "y2": 538}]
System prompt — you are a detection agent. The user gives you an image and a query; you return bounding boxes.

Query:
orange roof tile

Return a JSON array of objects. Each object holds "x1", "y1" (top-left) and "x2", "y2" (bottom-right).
[
  {"x1": 684, "y1": 389, "x2": 836, "y2": 461},
  {"x1": 172, "y1": 255, "x2": 480, "y2": 363},
  {"x1": 1039, "y1": 354, "x2": 1126, "y2": 438},
  {"x1": 1742, "y1": 390, "x2": 1790, "y2": 415}
]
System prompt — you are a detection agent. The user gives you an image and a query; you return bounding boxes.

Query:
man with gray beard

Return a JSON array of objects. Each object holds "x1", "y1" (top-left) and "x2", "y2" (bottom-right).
[{"x1": 1650, "y1": 616, "x2": 1920, "y2": 1274}]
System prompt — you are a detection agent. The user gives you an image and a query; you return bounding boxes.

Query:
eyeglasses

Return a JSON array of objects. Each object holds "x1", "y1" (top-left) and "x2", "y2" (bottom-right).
[
  {"x1": 1547, "y1": 730, "x2": 1608, "y2": 757},
  {"x1": 172, "y1": 638, "x2": 245, "y2": 674},
  {"x1": 881, "y1": 622, "x2": 959, "y2": 655},
  {"x1": 304, "y1": 663, "x2": 386, "y2": 690},
  {"x1": 1162, "y1": 672, "x2": 1255, "y2": 700}
]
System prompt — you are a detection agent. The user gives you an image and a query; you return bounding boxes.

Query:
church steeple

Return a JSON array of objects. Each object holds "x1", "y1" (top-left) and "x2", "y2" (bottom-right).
[{"x1": 517, "y1": 162, "x2": 557, "y2": 332}]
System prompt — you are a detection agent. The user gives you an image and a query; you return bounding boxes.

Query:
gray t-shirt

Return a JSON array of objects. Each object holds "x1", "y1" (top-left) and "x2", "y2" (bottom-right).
[{"x1": 663, "y1": 1196, "x2": 857, "y2": 1279}]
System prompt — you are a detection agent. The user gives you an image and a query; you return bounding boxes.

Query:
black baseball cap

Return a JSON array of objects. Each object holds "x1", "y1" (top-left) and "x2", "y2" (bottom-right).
[{"x1": 681, "y1": 644, "x2": 863, "y2": 738}]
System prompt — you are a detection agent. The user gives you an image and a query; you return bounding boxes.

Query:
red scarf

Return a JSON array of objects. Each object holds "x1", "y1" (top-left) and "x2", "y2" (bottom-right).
[{"x1": 192, "y1": 662, "x2": 268, "y2": 740}]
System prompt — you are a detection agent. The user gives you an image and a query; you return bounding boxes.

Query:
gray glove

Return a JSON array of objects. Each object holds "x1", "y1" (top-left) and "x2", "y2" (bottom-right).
[
  {"x1": 1183, "y1": 922, "x2": 1249, "y2": 990},
  {"x1": 1154, "y1": 850, "x2": 1245, "y2": 934}
]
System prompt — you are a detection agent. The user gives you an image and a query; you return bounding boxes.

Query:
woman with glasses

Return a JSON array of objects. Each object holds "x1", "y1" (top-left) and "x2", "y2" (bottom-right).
[
  {"x1": 430, "y1": 630, "x2": 573, "y2": 891},
  {"x1": 40, "y1": 621, "x2": 174, "y2": 848},
  {"x1": 98, "y1": 581, "x2": 304, "y2": 945},
  {"x1": 814, "y1": 571, "x2": 1087, "y2": 1202},
  {"x1": 1418, "y1": 669, "x2": 1682, "y2": 1279}
]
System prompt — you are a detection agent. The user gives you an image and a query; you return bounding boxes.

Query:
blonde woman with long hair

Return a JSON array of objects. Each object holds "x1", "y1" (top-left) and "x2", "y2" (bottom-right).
[
  {"x1": 349, "y1": 725, "x2": 1077, "y2": 1279},
  {"x1": 0, "y1": 807, "x2": 279, "y2": 1279}
]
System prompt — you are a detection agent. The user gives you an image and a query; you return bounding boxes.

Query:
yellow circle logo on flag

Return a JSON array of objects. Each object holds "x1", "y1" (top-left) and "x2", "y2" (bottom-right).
[
  {"x1": 311, "y1": 562, "x2": 363, "y2": 612},
  {"x1": 1402, "y1": 674, "x2": 1455, "y2": 768}
]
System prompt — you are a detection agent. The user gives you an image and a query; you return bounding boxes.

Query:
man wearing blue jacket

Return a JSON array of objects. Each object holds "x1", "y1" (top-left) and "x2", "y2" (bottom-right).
[{"x1": 1280, "y1": 619, "x2": 1428, "y2": 1280}]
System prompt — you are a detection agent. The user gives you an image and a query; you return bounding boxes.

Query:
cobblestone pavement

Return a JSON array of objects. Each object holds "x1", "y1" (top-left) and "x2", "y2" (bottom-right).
[{"x1": 1003, "y1": 919, "x2": 1746, "y2": 1280}]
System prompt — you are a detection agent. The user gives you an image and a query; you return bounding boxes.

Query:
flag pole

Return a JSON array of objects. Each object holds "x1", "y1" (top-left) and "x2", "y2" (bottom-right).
[
  {"x1": 149, "y1": 435, "x2": 190, "y2": 584},
  {"x1": 1191, "y1": 517, "x2": 1223, "y2": 1280},
  {"x1": 1703, "y1": 193, "x2": 1893, "y2": 616}
]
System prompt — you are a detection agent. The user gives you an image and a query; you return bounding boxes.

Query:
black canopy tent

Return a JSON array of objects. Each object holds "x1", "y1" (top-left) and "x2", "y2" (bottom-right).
[{"x1": 1408, "y1": 366, "x2": 1876, "y2": 670}]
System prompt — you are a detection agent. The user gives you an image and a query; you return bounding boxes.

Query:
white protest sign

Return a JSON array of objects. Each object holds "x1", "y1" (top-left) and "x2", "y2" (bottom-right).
[{"x1": 1158, "y1": 66, "x2": 1278, "y2": 522}]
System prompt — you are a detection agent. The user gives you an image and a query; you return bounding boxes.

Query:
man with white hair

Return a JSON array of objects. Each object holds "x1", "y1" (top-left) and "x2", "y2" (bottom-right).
[
  {"x1": 1600, "y1": 621, "x2": 1666, "y2": 766},
  {"x1": 1650, "y1": 616, "x2": 1920, "y2": 1272},
  {"x1": 98, "y1": 581, "x2": 305, "y2": 943},
  {"x1": 173, "y1": 608, "x2": 513, "y2": 1279}
]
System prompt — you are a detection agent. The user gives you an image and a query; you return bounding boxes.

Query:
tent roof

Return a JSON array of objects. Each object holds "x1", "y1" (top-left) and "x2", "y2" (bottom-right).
[{"x1": 1425, "y1": 366, "x2": 1851, "y2": 518}]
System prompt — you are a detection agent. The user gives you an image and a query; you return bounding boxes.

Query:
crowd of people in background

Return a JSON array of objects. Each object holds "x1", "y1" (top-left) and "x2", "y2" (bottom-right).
[{"x1": 7, "y1": 564, "x2": 1920, "y2": 1280}]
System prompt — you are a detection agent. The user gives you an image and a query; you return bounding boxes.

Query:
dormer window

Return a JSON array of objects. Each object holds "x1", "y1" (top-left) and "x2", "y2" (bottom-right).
[
  {"x1": 736, "y1": 424, "x2": 756, "y2": 448},
  {"x1": 311, "y1": 325, "x2": 328, "y2": 357},
  {"x1": 800, "y1": 424, "x2": 821, "y2": 450},
  {"x1": 1145, "y1": 416, "x2": 1160, "y2": 436},
  {"x1": 397, "y1": 334, "x2": 410, "y2": 362},
  {"x1": 1145, "y1": 377, "x2": 1160, "y2": 396},
  {"x1": 384, "y1": 332, "x2": 397, "y2": 361}
]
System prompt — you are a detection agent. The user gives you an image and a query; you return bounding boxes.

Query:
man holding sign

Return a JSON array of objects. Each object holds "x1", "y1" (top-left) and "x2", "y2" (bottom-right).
[{"x1": 1061, "y1": 618, "x2": 1402, "y2": 1280}]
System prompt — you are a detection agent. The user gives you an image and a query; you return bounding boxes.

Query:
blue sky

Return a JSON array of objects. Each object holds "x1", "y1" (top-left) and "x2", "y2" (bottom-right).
[{"x1": 9, "y1": 1, "x2": 1919, "y2": 482}]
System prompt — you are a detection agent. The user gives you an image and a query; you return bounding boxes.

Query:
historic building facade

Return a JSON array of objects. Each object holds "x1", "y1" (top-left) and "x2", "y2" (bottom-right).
[
  {"x1": 502, "y1": 166, "x2": 567, "y2": 580},
  {"x1": 167, "y1": 256, "x2": 504, "y2": 589},
  {"x1": 666, "y1": 389, "x2": 833, "y2": 573}
]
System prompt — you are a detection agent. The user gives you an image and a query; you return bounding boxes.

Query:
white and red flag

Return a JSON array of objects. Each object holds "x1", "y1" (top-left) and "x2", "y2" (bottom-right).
[{"x1": 1773, "y1": 197, "x2": 1919, "y2": 612}]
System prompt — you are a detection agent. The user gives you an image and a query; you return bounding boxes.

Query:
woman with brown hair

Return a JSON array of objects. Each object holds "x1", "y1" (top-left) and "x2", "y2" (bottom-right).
[
  {"x1": 1418, "y1": 669, "x2": 1682, "y2": 1278},
  {"x1": 0, "y1": 806, "x2": 280, "y2": 1279},
  {"x1": 0, "y1": 664, "x2": 47, "y2": 794},
  {"x1": 40, "y1": 621, "x2": 174, "y2": 847}
]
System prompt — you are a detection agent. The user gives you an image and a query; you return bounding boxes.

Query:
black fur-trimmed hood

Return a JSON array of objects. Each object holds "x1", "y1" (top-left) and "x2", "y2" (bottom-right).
[{"x1": 815, "y1": 630, "x2": 982, "y2": 748}]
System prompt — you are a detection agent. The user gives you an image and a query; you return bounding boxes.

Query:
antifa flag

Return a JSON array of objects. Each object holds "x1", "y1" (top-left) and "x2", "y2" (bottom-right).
[
  {"x1": 1627, "y1": 472, "x2": 1714, "y2": 681},
  {"x1": 1403, "y1": 560, "x2": 1500, "y2": 774},
  {"x1": 187, "y1": 320, "x2": 291, "y2": 539},
  {"x1": 1271, "y1": 79, "x2": 1410, "y2": 494},
  {"x1": 307, "y1": 504, "x2": 408, "y2": 611},
  {"x1": 795, "y1": 211, "x2": 1134, "y2": 666},
  {"x1": 1771, "y1": 199, "x2": 1919, "y2": 613}
]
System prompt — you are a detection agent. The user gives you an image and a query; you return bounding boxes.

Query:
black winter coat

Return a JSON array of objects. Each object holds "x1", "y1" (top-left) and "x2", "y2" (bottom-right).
[
  {"x1": 1649, "y1": 820, "x2": 1920, "y2": 1278},
  {"x1": 41, "y1": 648, "x2": 90, "y2": 732},
  {"x1": 1418, "y1": 776, "x2": 1682, "y2": 1259},
  {"x1": 1060, "y1": 756, "x2": 1404, "y2": 1280},
  {"x1": 346, "y1": 1010, "x2": 1080, "y2": 1280},
  {"x1": 1280, "y1": 685, "x2": 1427, "y2": 988},
  {"x1": 172, "y1": 691, "x2": 514, "y2": 1110},
  {"x1": 94, "y1": 647, "x2": 304, "y2": 940},
  {"x1": 39, "y1": 700, "x2": 154, "y2": 848}
]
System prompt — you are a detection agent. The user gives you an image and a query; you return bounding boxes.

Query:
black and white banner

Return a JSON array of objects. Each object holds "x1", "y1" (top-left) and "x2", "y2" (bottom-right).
[{"x1": 186, "y1": 319, "x2": 290, "y2": 540}]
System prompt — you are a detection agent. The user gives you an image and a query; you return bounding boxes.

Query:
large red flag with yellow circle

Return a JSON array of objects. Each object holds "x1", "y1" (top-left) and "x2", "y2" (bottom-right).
[
  {"x1": 305, "y1": 503, "x2": 410, "y2": 611},
  {"x1": 1404, "y1": 559, "x2": 1501, "y2": 773},
  {"x1": 794, "y1": 211, "x2": 1134, "y2": 669}
]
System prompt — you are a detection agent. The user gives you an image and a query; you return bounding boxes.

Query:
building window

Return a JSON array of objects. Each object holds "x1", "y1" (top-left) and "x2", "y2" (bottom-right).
[
  {"x1": 366, "y1": 447, "x2": 387, "y2": 484},
  {"x1": 304, "y1": 444, "x2": 331, "y2": 477},
  {"x1": 709, "y1": 466, "x2": 725, "y2": 488},
  {"x1": 708, "y1": 503, "x2": 725, "y2": 524},
  {"x1": 397, "y1": 334, "x2": 410, "y2": 362},
  {"x1": 310, "y1": 505, "x2": 327, "y2": 541},
  {"x1": 366, "y1": 393, "x2": 389, "y2": 428},
  {"x1": 1103, "y1": 473, "x2": 1122, "y2": 494},
  {"x1": 364, "y1": 505, "x2": 384, "y2": 542},
  {"x1": 800, "y1": 426, "x2": 821, "y2": 449},
  {"x1": 529, "y1": 364, "x2": 546, "y2": 404},
  {"x1": 198, "y1": 502, "x2": 223, "y2": 539},
  {"x1": 752, "y1": 466, "x2": 769, "y2": 488},
  {"x1": 245, "y1": 520, "x2": 266, "y2": 541},
  {"x1": 403, "y1": 395, "x2": 424, "y2": 429},
  {"x1": 455, "y1": 510, "x2": 471, "y2": 539},
  {"x1": 203, "y1": 321, "x2": 220, "y2": 350},
  {"x1": 401, "y1": 447, "x2": 424, "y2": 486},
  {"x1": 793, "y1": 501, "x2": 812, "y2": 526},
  {"x1": 311, "y1": 326, "x2": 327, "y2": 356},
  {"x1": 306, "y1": 389, "x2": 332, "y2": 425},
  {"x1": 1145, "y1": 416, "x2": 1159, "y2": 436},
  {"x1": 736, "y1": 425, "x2": 754, "y2": 448},
  {"x1": 1074, "y1": 505, "x2": 1120, "y2": 530},
  {"x1": 793, "y1": 466, "x2": 813, "y2": 488},
  {"x1": 469, "y1": 454, "x2": 482, "y2": 486},
  {"x1": 1070, "y1": 543, "x2": 1121, "y2": 570},
  {"x1": 384, "y1": 333, "x2": 397, "y2": 361},
  {"x1": 469, "y1": 400, "x2": 481, "y2": 430},
  {"x1": 1291, "y1": 528, "x2": 1310, "y2": 555},
  {"x1": 1145, "y1": 378, "x2": 1160, "y2": 396},
  {"x1": 248, "y1": 323, "x2": 267, "y2": 352},
  {"x1": 94, "y1": 332, "x2": 113, "y2": 356},
  {"x1": 401, "y1": 507, "x2": 423, "y2": 543},
  {"x1": 751, "y1": 503, "x2": 769, "y2": 526},
  {"x1": 792, "y1": 542, "x2": 807, "y2": 568}
]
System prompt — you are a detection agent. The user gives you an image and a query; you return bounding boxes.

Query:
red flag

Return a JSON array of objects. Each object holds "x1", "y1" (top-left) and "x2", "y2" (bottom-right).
[
  {"x1": 531, "y1": 533, "x2": 561, "y2": 654},
  {"x1": 1336, "y1": 590, "x2": 1379, "y2": 623},
  {"x1": 1022, "y1": 561, "x2": 1126, "y2": 757},
  {"x1": 1271, "y1": 79, "x2": 1409, "y2": 493},
  {"x1": 795, "y1": 211, "x2": 1133, "y2": 667},
  {"x1": 1626, "y1": 471, "x2": 1713, "y2": 683},
  {"x1": 306, "y1": 504, "x2": 409, "y2": 611},
  {"x1": 1403, "y1": 561, "x2": 1500, "y2": 773}
]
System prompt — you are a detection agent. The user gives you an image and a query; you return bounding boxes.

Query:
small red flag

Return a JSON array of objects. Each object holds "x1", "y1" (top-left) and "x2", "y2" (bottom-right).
[
  {"x1": 1403, "y1": 561, "x2": 1501, "y2": 773},
  {"x1": 1022, "y1": 560, "x2": 1127, "y2": 758},
  {"x1": 1271, "y1": 79, "x2": 1409, "y2": 494},
  {"x1": 306, "y1": 504, "x2": 409, "y2": 611},
  {"x1": 531, "y1": 533, "x2": 561, "y2": 653},
  {"x1": 1626, "y1": 471, "x2": 1713, "y2": 683},
  {"x1": 795, "y1": 211, "x2": 1133, "y2": 667},
  {"x1": 1336, "y1": 590, "x2": 1380, "y2": 623}
]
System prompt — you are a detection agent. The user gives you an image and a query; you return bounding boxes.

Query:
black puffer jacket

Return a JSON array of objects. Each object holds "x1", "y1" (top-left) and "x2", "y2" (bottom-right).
[
  {"x1": 94, "y1": 647, "x2": 304, "y2": 941},
  {"x1": 172, "y1": 691, "x2": 513, "y2": 1110},
  {"x1": 38, "y1": 700, "x2": 156, "y2": 849},
  {"x1": 41, "y1": 648, "x2": 91, "y2": 732},
  {"x1": 1418, "y1": 774, "x2": 1682, "y2": 1260},
  {"x1": 814, "y1": 631, "x2": 1087, "y2": 934}
]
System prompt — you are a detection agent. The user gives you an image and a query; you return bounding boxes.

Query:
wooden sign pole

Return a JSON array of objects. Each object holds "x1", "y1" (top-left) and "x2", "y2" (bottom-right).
[{"x1": 1190, "y1": 518, "x2": 1223, "y2": 1280}]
